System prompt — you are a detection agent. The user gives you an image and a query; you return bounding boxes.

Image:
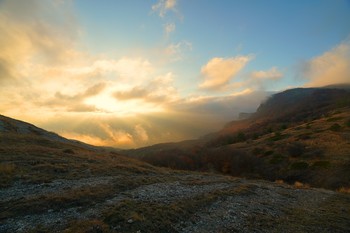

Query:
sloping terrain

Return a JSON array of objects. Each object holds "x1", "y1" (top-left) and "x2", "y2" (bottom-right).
[
  {"x1": 123, "y1": 86, "x2": 350, "y2": 190},
  {"x1": 1, "y1": 113, "x2": 350, "y2": 232}
]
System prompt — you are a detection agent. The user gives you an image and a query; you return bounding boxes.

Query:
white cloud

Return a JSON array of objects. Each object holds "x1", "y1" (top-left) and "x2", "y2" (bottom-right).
[
  {"x1": 152, "y1": 0, "x2": 177, "y2": 17},
  {"x1": 164, "y1": 41, "x2": 192, "y2": 61},
  {"x1": 199, "y1": 56, "x2": 252, "y2": 91},
  {"x1": 164, "y1": 22, "x2": 176, "y2": 37},
  {"x1": 302, "y1": 40, "x2": 350, "y2": 87}
]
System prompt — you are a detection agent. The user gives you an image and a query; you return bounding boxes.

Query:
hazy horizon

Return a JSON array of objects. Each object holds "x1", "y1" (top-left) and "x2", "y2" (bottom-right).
[{"x1": 1, "y1": 0, "x2": 350, "y2": 148}]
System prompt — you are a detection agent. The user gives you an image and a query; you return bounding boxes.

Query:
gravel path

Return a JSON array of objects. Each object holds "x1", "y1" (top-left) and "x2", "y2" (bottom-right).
[
  {"x1": 0, "y1": 174, "x2": 343, "y2": 233},
  {"x1": 174, "y1": 181, "x2": 334, "y2": 233}
]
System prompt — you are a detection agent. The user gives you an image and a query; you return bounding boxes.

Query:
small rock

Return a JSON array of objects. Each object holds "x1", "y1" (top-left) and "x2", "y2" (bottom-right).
[{"x1": 127, "y1": 219, "x2": 133, "y2": 224}]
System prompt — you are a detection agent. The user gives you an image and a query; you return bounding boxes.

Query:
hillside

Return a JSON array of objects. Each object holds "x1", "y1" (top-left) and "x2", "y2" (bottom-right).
[
  {"x1": 1, "y1": 112, "x2": 350, "y2": 232},
  {"x1": 123, "y1": 86, "x2": 350, "y2": 190}
]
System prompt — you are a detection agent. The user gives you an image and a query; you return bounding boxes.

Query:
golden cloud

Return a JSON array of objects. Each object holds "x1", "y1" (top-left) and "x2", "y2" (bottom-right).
[
  {"x1": 199, "y1": 56, "x2": 252, "y2": 91},
  {"x1": 249, "y1": 67, "x2": 283, "y2": 80},
  {"x1": 303, "y1": 40, "x2": 350, "y2": 87}
]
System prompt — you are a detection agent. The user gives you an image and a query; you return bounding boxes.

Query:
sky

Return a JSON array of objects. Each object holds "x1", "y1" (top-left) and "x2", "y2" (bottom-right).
[{"x1": 1, "y1": 0, "x2": 350, "y2": 148}]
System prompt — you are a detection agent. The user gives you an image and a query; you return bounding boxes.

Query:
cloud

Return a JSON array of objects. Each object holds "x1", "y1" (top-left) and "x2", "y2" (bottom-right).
[
  {"x1": 0, "y1": 0, "x2": 78, "y2": 84},
  {"x1": 61, "y1": 127, "x2": 135, "y2": 148},
  {"x1": 199, "y1": 56, "x2": 252, "y2": 91},
  {"x1": 114, "y1": 72, "x2": 178, "y2": 104},
  {"x1": 55, "y1": 83, "x2": 106, "y2": 101},
  {"x1": 302, "y1": 40, "x2": 350, "y2": 87},
  {"x1": 164, "y1": 22, "x2": 176, "y2": 37},
  {"x1": 114, "y1": 87, "x2": 149, "y2": 100},
  {"x1": 152, "y1": 0, "x2": 177, "y2": 17},
  {"x1": 36, "y1": 83, "x2": 106, "y2": 113},
  {"x1": 164, "y1": 41, "x2": 192, "y2": 61},
  {"x1": 249, "y1": 67, "x2": 283, "y2": 80},
  {"x1": 134, "y1": 124, "x2": 149, "y2": 142},
  {"x1": 241, "y1": 67, "x2": 284, "y2": 90},
  {"x1": 66, "y1": 58, "x2": 154, "y2": 83}
]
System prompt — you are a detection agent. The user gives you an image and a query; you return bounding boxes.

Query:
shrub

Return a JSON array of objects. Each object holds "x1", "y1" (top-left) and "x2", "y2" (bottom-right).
[
  {"x1": 0, "y1": 163, "x2": 16, "y2": 188},
  {"x1": 0, "y1": 163, "x2": 16, "y2": 175},
  {"x1": 297, "y1": 133, "x2": 312, "y2": 140},
  {"x1": 275, "y1": 179, "x2": 284, "y2": 184},
  {"x1": 63, "y1": 149, "x2": 75, "y2": 154},
  {"x1": 252, "y1": 147, "x2": 262, "y2": 156},
  {"x1": 270, "y1": 132, "x2": 283, "y2": 141},
  {"x1": 65, "y1": 219, "x2": 109, "y2": 233},
  {"x1": 252, "y1": 133, "x2": 260, "y2": 140},
  {"x1": 280, "y1": 124, "x2": 288, "y2": 130},
  {"x1": 263, "y1": 150, "x2": 274, "y2": 156},
  {"x1": 346, "y1": 119, "x2": 350, "y2": 127},
  {"x1": 312, "y1": 160, "x2": 330, "y2": 169},
  {"x1": 327, "y1": 117, "x2": 343, "y2": 122},
  {"x1": 269, "y1": 154, "x2": 285, "y2": 164},
  {"x1": 329, "y1": 123, "x2": 341, "y2": 132},
  {"x1": 294, "y1": 181, "x2": 310, "y2": 189},
  {"x1": 287, "y1": 142, "x2": 305, "y2": 157},
  {"x1": 290, "y1": 161, "x2": 309, "y2": 170},
  {"x1": 236, "y1": 132, "x2": 246, "y2": 142},
  {"x1": 337, "y1": 187, "x2": 350, "y2": 194}
]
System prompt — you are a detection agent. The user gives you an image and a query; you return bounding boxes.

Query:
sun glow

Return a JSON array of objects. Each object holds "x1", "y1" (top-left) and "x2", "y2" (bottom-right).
[{"x1": 84, "y1": 94, "x2": 165, "y2": 115}]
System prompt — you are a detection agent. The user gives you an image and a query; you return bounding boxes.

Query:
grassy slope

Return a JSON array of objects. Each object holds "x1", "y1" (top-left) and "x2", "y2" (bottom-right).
[{"x1": 227, "y1": 107, "x2": 350, "y2": 189}]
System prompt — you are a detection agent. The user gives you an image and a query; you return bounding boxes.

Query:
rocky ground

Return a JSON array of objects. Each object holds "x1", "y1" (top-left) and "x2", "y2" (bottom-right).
[{"x1": 1, "y1": 172, "x2": 349, "y2": 233}]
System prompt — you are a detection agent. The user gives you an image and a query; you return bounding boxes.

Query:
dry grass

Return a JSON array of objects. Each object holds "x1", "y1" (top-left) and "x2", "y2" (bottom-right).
[
  {"x1": 0, "y1": 133, "x2": 159, "y2": 187},
  {"x1": 64, "y1": 219, "x2": 110, "y2": 233},
  {"x1": 337, "y1": 187, "x2": 350, "y2": 194},
  {"x1": 275, "y1": 179, "x2": 284, "y2": 184},
  {"x1": 0, "y1": 163, "x2": 17, "y2": 187},
  {"x1": 294, "y1": 181, "x2": 310, "y2": 189}
]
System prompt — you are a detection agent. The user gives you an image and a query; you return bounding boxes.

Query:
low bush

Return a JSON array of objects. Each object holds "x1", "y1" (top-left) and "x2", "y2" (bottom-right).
[
  {"x1": 312, "y1": 160, "x2": 331, "y2": 169},
  {"x1": 269, "y1": 154, "x2": 285, "y2": 164},
  {"x1": 286, "y1": 142, "x2": 305, "y2": 157},
  {"x1": 346, "y1": 119, "x2": 350, "y2": 127},
  {"x1": 290, "y1": 161, "x2": 309, "y2": 170},
  {"x1": 263, "y1": 150, "x2": 274, "y2": 156},
  {"x1": 329, "y1": 123, "x2": 341, "y2": 132},
  {"x1": 294, "y1": 181, "x2": 310, "y2": 189},
  {"x1": 63, "y1": 149, "x2": 75, "y2": 154},
  {"x1": 326, "y1": 117, "x2": 343, "y2": 122}
]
